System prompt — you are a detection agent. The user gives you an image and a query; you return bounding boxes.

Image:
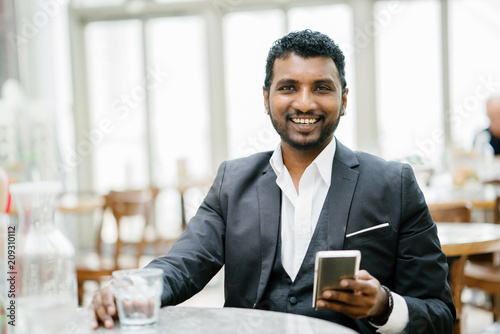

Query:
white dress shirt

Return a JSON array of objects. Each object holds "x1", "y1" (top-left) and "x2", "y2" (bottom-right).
[{"x1": 269, "y1": 138, "x2": 409, "y2": 333}]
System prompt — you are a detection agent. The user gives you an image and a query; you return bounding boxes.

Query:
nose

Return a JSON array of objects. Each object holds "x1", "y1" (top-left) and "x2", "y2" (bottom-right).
[{"x1": 292, "y1": 88, "x2": 317, "y2": 112}]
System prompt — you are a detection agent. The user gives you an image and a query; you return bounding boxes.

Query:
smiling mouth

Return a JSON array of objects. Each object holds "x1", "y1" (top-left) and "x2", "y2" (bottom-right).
[{"x1": 290, "y1": 118, "x2": 319, "y2": 124}]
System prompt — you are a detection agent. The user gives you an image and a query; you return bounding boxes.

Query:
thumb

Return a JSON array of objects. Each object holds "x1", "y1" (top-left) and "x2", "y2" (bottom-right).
[{"x1": 356, "y1": 269, "x2": 373, "y2": 281}]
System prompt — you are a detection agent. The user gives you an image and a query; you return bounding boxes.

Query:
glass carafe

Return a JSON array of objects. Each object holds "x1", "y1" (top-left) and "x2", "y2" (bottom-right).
[{"x1": 10, "y1": 182, "x2": 77, "y2": 333}]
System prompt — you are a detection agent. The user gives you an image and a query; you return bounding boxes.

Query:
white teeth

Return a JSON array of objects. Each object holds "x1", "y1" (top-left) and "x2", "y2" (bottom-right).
[{"x1": 292, "y1": 118, "x2": 318, "y2": 124}]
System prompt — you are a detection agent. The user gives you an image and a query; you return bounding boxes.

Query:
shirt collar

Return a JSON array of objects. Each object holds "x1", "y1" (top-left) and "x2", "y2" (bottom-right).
[
  {"x1": 270, "y1": 143, "x2": 285, "y2": 177},
  {"x1": 313, "y1": 137, "x2": 336, "y2": 187},
  {"x1": 270, "y1": 137, "x2": 336, "y2": 187}
]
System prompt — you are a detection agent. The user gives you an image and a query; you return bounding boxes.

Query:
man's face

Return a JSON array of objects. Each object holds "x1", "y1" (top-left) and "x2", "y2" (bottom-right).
[
  {"x1": 487, "y1": 98, "x2": 500, "y2": 138},
  {"x1": 263, "y1": 54, "x2": 348, "y2": 152}
]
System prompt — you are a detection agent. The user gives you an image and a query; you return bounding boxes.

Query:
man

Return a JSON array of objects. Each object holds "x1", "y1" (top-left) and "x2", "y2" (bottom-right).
[
  {"x1": 91, "y1": 30, "x2": 455, "y2": 333},
  {"x1": 474, "y1": 96, "x2": 500, "y2": 155}
]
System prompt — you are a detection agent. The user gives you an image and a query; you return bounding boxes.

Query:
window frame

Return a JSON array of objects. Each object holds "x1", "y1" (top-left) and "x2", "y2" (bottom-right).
[{"x1": 68, "y1": 0, "x2": 452, "y2": 191}]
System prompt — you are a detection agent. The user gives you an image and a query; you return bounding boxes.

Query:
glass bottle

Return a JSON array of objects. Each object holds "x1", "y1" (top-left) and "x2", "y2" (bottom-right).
[{"x1": 9, "y1": 182, "x2": 77, "y2": 333}]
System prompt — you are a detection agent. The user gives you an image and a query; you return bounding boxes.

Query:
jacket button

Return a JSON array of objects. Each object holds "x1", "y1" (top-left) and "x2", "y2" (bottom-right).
[{"x1": 289, "y1": 296, "x2": 298, "y2": 305}]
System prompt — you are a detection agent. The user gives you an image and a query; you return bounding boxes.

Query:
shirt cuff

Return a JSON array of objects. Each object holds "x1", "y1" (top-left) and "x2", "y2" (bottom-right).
[{"x1": 371, "y1": 292, "x2": 409, "y2": 334}]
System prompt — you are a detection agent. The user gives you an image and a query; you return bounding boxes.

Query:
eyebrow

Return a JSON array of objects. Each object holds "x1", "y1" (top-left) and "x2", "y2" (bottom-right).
[
  {"x1": 274, "y1": 78, "x2": 336, "y2": 86},
  {"x1": 275, "y1": 79, "x2": 298, "y2": 86},
  {"x1": 314, "y1": 79, "x2": 336, "y2": 86}
]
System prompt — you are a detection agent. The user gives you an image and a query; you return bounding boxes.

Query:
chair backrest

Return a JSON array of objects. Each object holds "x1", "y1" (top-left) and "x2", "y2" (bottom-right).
[
  {"x1": 428, "y1": 202, "x2": 472, "y2": 223},
  {"x1": 107, "y1": 189, "x2": 152, "y2": 221},
  {"x1": 494, "y1": 195, "x2": 500, "y2": 225},
  {"x1": 97, "y1": 188, "x2": 155, "y2": 269}
]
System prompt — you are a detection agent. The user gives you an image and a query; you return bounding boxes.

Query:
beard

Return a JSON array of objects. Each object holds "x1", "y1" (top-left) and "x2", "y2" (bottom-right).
[{"x1": 269, "y1": 107, "x2": 342, "y2": 151}]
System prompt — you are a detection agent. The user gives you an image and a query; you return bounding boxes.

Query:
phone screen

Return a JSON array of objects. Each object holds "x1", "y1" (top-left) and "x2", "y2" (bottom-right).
[{"x1": 312, "y1": 250, "x2": 361, "y2": 309}]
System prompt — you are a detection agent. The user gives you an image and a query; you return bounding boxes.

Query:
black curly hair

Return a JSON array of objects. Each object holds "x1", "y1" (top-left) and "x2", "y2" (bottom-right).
[{"x1": 264, "y1": 29, "x2": 347, "y2": 94}]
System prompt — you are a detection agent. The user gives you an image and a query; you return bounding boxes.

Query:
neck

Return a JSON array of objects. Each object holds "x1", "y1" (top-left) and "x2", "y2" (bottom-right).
[{"x1": 281, "y1": 137, "x2": 333, "y2": 191}]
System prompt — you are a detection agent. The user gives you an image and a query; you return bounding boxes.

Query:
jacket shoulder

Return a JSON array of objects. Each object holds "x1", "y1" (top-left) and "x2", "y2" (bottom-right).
[
  {"x1": 353, "y1": 150, "x2": 408, "y2": 173},
  {"x1": 223, "y1": 151, "x2": 273, "y2": 173}
]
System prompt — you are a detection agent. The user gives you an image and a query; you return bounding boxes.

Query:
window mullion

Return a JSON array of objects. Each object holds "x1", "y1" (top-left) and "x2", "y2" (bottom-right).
[{"x1": 140, "y1": 18, "x2": 154, "y2": 186}]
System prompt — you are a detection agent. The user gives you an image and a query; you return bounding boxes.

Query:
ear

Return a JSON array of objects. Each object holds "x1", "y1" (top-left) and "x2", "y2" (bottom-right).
[
  {"x1": 341, "y1": 88, "x2": 349, "y2": 116},
  {"x1": 263, "y1": 86, "x2": 270, "y2": 113}
]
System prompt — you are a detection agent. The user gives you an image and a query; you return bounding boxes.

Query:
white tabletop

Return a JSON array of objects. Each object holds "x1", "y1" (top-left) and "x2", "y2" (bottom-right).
[
  {"x1": 95, "y1": 306, "x2": 359, "y2": 334},
  {"x1": 437, "y1": 222, "x2": 500, "y2": 256}
]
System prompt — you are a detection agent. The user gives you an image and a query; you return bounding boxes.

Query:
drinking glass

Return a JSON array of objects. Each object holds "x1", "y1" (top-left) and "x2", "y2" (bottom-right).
[{"x1": 112, "y1": 268, "x2": 163, "y2": 328}]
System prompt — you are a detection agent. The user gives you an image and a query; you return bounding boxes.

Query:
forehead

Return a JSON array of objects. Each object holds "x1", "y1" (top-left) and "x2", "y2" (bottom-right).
[{"x1": 272, "y1": 54, "x2": 340, "y2": 83}]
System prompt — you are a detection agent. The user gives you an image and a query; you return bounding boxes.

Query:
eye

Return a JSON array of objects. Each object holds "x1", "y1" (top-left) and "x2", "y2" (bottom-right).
[
  {"x1": 278, "y1": 85, "x2": 295, "y2": 92},
  {"x1": 316, "y1": 85, "x2": 333, "y2": 92}
]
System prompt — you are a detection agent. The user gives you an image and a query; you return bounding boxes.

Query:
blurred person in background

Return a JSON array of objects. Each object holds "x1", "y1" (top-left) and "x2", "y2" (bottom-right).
[{"x1": 474, "y1": 96, "x2": 500, "y2": 155}]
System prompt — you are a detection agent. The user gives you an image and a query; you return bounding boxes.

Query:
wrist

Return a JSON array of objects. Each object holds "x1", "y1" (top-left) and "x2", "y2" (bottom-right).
[{"x1": 368, "y1": 285, "x2": 394, "y2": 326}]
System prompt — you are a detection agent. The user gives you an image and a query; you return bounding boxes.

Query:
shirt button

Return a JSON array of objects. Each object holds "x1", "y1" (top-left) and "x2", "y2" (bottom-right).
[{"x1": 289, "y1": 296, "x2": 298, "y2": 305}]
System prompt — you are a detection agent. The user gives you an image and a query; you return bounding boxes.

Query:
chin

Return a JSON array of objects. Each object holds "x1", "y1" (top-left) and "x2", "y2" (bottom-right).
[{"x1": 286, "y1": 138, "x2": 325, "y2": 151}]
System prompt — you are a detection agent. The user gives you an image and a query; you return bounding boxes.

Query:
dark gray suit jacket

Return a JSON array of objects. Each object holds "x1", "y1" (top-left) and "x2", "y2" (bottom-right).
[{"x1": 147, "y1": 139, "x2": 456, "y2": 333}]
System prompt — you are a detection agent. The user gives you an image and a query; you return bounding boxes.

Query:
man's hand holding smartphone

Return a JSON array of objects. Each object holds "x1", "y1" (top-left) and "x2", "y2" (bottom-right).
[{"x1": 316, "y1": 270, "x2": 390, "y2": 320}]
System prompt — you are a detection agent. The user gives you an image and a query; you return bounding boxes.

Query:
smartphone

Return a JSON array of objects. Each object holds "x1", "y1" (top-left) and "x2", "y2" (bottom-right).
[{"x1": 312, "y1": 250, "x2": 361, "y2": 310}]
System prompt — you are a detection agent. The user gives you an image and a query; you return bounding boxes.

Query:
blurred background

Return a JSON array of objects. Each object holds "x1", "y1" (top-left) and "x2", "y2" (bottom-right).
[
  {"x1": 2, "y1": 1, "x2": 500, "y2": 330},
  {"x1": 1, "y1": 0, "x2": 500, "y2": 194}
]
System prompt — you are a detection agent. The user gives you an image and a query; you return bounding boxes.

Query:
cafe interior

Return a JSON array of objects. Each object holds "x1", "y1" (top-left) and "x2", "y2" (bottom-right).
[{"x1": 1, "y1": 0, "x2": 500, "y2": 333}]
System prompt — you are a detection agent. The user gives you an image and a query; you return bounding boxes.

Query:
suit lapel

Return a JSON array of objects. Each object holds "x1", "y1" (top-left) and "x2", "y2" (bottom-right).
[
  {"x1": 326, "y1": 140, "x2": 359, "y2": 250},
  {"x1": 255, "y1": 165, "x2": 281, "y2": 305},
  {"x1": 253, "y1": 139, "x2": 359, "y2": 303}
]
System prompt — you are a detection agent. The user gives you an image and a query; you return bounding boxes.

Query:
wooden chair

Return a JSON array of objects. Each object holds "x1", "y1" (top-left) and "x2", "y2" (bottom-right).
[
  {"x1": 76, "y1": 187, "x2": 157, "y2": 305},
  {"x1": 428, "y1": 201, "x2": 473, "y2": 334},
  {"x1": 428, "y1": 202, "x2": 472, "y2": 223},
  {"x1": 464, "y1": 195, "x2": 500, "y2": 321}
]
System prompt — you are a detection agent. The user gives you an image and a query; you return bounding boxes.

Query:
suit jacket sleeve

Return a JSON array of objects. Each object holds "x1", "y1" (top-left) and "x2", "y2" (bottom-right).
[
  {"x1": 338, "y1": 150, "x2": 455, "y2": 334},
  {"x1": 393, "y1": 164, "x2": 455, "y2": 333},
  {"x1": 146, "y1": 161, "x2": 228, "y2": 306}
]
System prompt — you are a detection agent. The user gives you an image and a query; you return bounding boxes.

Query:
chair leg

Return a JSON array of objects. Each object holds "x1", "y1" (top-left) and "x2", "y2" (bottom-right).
[
  {"x1": 493, "y1": 294, "x2": 500, "y2": 322},
  {"x1": 78, "y1": 280, "x2": 85, "y2": 306}
]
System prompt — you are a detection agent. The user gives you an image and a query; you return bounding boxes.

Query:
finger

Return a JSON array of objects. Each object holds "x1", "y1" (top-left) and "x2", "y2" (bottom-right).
[
  {"x1": 134, "y1": 299, "x2": 150, "y2": 317},
  {"x1": 339, "y1": 278, "x2": 373, "y2": 295},
  {"x1": 92, "y1": 290, "x2": 116, "y2": 329},
  {"x1": 323, "y1": 289, "x2": 367, "y2": 307},
  {"x1": 122, "y1": 299, "x2": 133, "y2": 316},
  {"x1": 355, "y1": 270, "x2": 372, "y2": 280},
  {"x1": 89, "y1": 302, "x2": 98, "y2": 330},
  {"x1": 342, "y1": 274, "x2": 379, "y2": 295},
  {"x1": 317, "y1": 299, "x2": 369, "y2": 319},
  {"x1": 148, "y1": 298, "x2": 156, "y2": 317},
  {"x1": 101, "y1": 287, "x2": 117, "y2": 316}
]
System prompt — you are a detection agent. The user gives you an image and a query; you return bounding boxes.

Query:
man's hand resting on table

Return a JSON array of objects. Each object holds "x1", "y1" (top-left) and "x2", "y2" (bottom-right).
[
  {"x1": 316, "y1": 270, "x2": 390, "y2": 322},
  {"x1": 89, "y1": 285, "x2": 118, "y2": 329}
]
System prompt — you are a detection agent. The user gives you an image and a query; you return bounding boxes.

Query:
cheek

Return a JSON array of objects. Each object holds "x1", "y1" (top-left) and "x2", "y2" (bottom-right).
[
  {"x1": 323, "y1": 102, "x2": 342, "y2": 117},
  {"x1": 269, "y1": 96, "x2": 289, "y2": 110}
]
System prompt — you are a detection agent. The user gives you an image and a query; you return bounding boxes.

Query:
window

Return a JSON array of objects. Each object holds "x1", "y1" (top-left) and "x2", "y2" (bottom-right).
[
  {"x1": 375, "y1": 0, "x2": 443, "y2": 164},
  {"x1": 224, "y1": 10, "x2": 285, "y2": 159},
  {"x1": 449, "y1": 0, "x2": 500, "y2": 150},
  {"x1": 147, "y1": 16, "x2": 210, "y2": 186},
  {"x1": 85, "y1": 20, "x2": 148, "y2": 192}
]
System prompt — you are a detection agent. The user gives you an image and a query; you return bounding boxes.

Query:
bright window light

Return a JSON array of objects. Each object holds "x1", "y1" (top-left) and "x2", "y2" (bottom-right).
[
  {"x1": 85, "y1": 20, "x2": 148, "y2": 192},
  {"x1": 449, "y1": 0, "x2": 500, "y2": 150},
  {"x1": 224, "y1": 10, "x2": 285, "y2": 159},
  {"x1": 375, "y1": 0, "x2": 442, "y2": 165}
]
